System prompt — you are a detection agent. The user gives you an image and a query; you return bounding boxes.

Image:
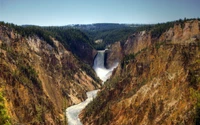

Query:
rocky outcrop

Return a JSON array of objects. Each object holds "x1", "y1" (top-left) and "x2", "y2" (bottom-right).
[
  {"x1": 122, "y1": 20, "x2": 200, "y2": 55},
  {"x1": 105, "y1": 30, "x2": 152, "y2": 69},
  {"x1": 105, "y1": 42, "x2": 122, "y2": 69},
  {"x1": 159, "y1": 20, "x2": 200, "y2": 43},
  {"x1": 123, "y1": 30, "x2": 151, "y2": 55},
  {"x1": 0, "y1": 25, "x2": 101, "y2": 124},
  {"x1": 105, "y1": 31, "x2": 151, "y2": 69},
  {"x1": 81, "y1": 20, "x2": 200, "y2": 125}
]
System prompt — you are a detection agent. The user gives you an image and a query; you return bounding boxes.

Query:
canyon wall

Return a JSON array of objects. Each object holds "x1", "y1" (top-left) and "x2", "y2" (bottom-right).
[
  {"x1": 81, "y1": 20, "x2": 200, "y2": 125},
  {"x1": 0, "y1": 25, "x2": 101, "y2": 124}
]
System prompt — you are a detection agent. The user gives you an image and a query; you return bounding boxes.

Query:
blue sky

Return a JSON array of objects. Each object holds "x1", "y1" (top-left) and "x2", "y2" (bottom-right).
[{"x1": 0, "y1": 0, "x2": 200, "y2": 26}]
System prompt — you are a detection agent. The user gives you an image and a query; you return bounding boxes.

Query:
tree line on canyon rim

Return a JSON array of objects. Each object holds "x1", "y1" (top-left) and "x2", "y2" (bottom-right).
[{"x1": 1, "y1": 18, "x2": 199, "y2": 51}]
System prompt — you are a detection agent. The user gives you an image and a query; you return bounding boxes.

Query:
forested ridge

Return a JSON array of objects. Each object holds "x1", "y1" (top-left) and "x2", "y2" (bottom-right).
[{"x1": 1, "y1": 18, "x2": 199, "y2": 50}]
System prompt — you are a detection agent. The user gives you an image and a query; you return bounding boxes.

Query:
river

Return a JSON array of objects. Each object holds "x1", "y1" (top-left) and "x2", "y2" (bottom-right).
[{"x1": 66, "y1": 50, "x2": 118, "y2": 125}]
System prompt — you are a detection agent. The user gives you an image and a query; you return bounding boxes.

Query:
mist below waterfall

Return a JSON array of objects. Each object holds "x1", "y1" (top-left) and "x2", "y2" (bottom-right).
[{"x1": 93, "y1": 50, "x2": 118, "y2": 82}]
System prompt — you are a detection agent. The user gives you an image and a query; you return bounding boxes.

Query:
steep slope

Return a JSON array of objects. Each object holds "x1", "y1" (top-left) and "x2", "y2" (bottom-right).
[
  {"x1": 44, "y1": 27, "x2": 97, "y2": 65},
  {"x1": 105, "y1": 41, "x2": 122, "y2": 69},
  {"x1": 81, "y1": 20, "x2": 200, "y2": 125},
  {"x1": 0, "y1": 24, "x2": 101, "y2": 124}
]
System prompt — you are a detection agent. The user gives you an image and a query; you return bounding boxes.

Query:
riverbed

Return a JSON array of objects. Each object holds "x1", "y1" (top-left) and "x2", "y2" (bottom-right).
[{"x1": 66, "y1": 50, "x2": 118, "y2": 125}]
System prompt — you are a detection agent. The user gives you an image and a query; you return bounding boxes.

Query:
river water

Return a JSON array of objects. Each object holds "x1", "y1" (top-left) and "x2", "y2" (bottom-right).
[{"x1": 66, "y1": 50, "x2": 118, "y2": 125}]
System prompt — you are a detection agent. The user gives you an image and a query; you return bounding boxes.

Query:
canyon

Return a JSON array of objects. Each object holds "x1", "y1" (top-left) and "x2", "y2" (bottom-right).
[
  {"x1": 0, "y1": 19, "x2": 200, "y2": 125},
  {"x1": 67, "y1": 50, "x2": 118, "y2": 125}
]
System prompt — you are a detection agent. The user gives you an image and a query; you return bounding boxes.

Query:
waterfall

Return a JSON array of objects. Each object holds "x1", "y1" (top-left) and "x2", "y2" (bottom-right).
[
  {"x1": 93, "y1": 50, "x2": 118, "y2": 82},
  {"x1": 66, "y1": 50, "x2": 118, "y2": 125}
]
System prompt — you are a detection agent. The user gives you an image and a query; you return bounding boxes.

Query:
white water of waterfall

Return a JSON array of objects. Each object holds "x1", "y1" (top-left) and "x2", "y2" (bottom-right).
[
  {"x1": 93, "y1": 50, "x2": 118, "y2": 82},
  {"x1": 66, "y1": 50, "x2": 118, "y2": 125}
]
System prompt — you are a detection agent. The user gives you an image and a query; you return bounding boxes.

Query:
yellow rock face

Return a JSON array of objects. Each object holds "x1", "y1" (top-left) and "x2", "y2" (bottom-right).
[
  {"x1": 81, "y1": 20, "x2": 200, "y2": 125},
  {"x1": 0, "y1": 25, "x2": 101, "y2": 124}
]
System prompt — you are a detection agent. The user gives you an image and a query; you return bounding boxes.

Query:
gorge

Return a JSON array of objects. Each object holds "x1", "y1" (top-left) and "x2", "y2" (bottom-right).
[
  {"x1": 66, "y1": 50, "x2": 118, "y2": 125},
  {"x1": 0, "y1": 19, "x2": 200, "y2": 125}
]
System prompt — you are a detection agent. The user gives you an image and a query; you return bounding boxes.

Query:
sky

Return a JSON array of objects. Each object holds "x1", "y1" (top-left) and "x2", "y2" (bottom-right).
[{"x1": 0, "y1": 0, "x2": 200, "y2": 26}]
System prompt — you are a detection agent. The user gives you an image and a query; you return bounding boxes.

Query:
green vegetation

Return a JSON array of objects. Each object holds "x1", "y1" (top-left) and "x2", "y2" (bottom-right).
[
  {"x1": 1, "y1": 44, "x2": 42, "y2": 90},
  {"x1": 81, "y1": 63, "x2": 101, "y2": 85},
  {"x1": 0, "y1": 22, "x2": 98, "y2": 84},
  {"x1": 121, "y1": 54, "x2": 135, "y2": 68},
  {"x1": 90, "y1": 28, "x2": 138, "y2": 49},
  {"x1": 44, "y1": 27, "x2": 93, "y2": 49},
  {"x1": 150, "y1": 18, "x2": 197, "y2": 38},
  {"x1": 155, "y1": 42, "x2": 165, "y2": 50},
  {"x1": 189, "y1": 73, "x2": 200, "y2": 123},
  {"x1": 84, "y1": 74, "x2": 121, "y2": 119},
  {"x1": 48, "y1": 27, "x2": 92, "y2": 43},
  {"x1": 18, "y1": 64, "x2": 42, "y2": 89},
  {"x1": 0, "y1": 92, "x2": 11, "y2": 125},
  {"x1": 104, "y1": 76, "x2": 121, "y2": 90},
  {"x1": 83, "y1": 90, "x2": 112, "y2": 124},
  {"x1": 1, "y1": 18, "x2": 199, "y2": 51},
  {"x1": 44, "y1": 27, "x2": 94, "y2": 62},
  {"x1": 186, "y1": 41, "x2": 200, "y2": 124},
  {"x1": 125, "y1": 78, "x2": 147, "y2": 99},
  {"x1": 78, "y1": 18, "x2": 199, "y2": 49},
  {"x1": 1, "y1": 44, "x2": 42, "y2": 89},
  {"x1": 0, "y1": 22, "x2": 94, "y2": 61},
  {"x1": 150, "y1": 22, "x2": 174, "y2": 38},
  {"x1": 190, "y1": 89, "x2": 200, "y2": 124},
  {"x1": 12, "y1": 64, "x2": 42, "y2": 90},
  {"x1": 0, "y1": 22, "x2": 56, "y2": 48},
  {"x1": 70, "y1": 23, "x2": 155, "y2": 49}
]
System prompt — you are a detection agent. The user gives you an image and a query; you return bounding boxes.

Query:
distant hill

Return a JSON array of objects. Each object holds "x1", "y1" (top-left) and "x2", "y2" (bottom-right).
[{"x1": 70, "y1": 23, "x2": 146, "y2": 49}]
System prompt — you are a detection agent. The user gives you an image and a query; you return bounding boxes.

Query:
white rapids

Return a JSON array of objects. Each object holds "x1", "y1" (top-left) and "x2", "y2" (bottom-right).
[
  {"x1": 93, "y1": 50, "x2": 118, "y2": 82},
  {"x1": 66, "y1": 50, "x2": 118, "y2": 125},
  {"x1": 66, "y1": 90, "x2": 98, "y2": 125}
]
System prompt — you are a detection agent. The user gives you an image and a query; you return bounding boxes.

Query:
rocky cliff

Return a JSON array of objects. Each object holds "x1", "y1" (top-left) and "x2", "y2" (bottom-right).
[
  {"x1": 105, "y1": 42, "x2": 122, "y2": 69},
  {"x1": 81, "y1": 20, "x2": 200, "y2": 125},
  {"x1": 105, "y1": 28, "x2": 152, "y2": 69},
  {"x1": 123, "y1": 30, "x2": 151, "y2": 55},
  {"x1": 0, "y1": 25, "x2": 101, "y2": 124}
]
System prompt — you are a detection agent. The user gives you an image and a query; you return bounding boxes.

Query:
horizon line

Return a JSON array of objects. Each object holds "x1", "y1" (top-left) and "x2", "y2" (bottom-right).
[{"x1": 1, "y1": 17, "x2": 199, "y2": 27}]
